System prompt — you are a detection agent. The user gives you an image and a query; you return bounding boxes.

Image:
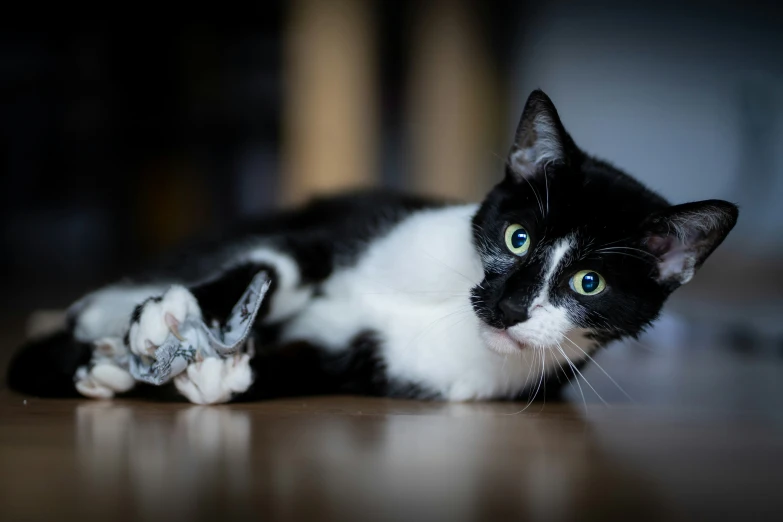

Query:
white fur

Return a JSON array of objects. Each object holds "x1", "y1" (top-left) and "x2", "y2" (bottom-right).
[
  {"x1": 281, "y1": 206, "x2": 592, "y2": 401},
  {"x1": 71, "y1": 284, "x2": 167, "y2": 342},
  {"x1": 242, "y1": 247, "x2": 313, "y2": 323},
  {"x1": 74, "y1": 337, "x2": 136, "y2": 400},
  {"x1": 657, "y1": 247, "x2": 695, "y2": 284},
  {"x1": 127, "y1": 285, "x2": 201, "y2": 357},
  {"x1": 75, "y1": 362, "x2": 135, "y2": 399},
  {"x1": 531, "y1": 237, "x2": 572, "y2": 310},
  {"x1": 174, "y1": 354, "x2": 253, "y2": 405},
  {"x1": 478, "y1": 236, "x2": 593, "y2": 359},
  {"x1": 70, "y1": 206, "x2": 595, "y2": 404}
]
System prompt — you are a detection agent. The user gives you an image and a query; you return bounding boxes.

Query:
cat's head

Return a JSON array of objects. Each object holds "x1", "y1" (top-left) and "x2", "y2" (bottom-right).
[{"x1": 471, "y1": 89, "x2": 738, "y2": 355}]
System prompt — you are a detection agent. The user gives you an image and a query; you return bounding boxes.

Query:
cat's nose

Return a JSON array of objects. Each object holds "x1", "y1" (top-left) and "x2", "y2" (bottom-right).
[{"x1": 498, "y1": 297, "x2": 530, "y2": 326}]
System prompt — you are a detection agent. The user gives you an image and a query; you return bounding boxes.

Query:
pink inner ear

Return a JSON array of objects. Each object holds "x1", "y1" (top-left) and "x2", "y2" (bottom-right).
[
  {"x1": 646, "y1": 235, "x2": 695, "y2": 284},
  {"x1": 645, "y1": 235, "x2": 675, "y2": 257}
]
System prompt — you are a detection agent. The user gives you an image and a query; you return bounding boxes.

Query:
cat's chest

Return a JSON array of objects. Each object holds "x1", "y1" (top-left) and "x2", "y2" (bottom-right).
[{"x1": 280, "y1": 205, "x2": 536, "y2": 399}]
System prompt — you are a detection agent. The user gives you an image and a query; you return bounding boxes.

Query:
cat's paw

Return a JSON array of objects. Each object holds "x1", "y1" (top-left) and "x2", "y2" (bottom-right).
[
  {"x1": 127, "y1": 285, "x2": 201, "y2": 358},
  {"x1": 173, "y1": 354, "x2": 254, "y2": 405},
  {"x1": 74, "y1": 338, "x2": 136, "y2": 399}
]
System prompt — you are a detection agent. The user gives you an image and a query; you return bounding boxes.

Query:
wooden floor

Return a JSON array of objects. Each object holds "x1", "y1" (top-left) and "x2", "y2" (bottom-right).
[{"x1": 1, "y1": 312, "x2": 783, "y2": 521}]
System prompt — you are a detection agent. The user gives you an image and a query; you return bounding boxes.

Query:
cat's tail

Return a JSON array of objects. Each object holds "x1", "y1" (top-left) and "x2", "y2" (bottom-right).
[{"x1": 6, "y1": 330, "x2": 93, "y2": 398}]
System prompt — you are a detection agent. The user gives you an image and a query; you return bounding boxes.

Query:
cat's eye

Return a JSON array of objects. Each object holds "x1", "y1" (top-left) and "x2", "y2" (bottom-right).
[
  {"x1": 504, "y1": 224, "x2": 530, "y2": 256},
  {"x1": 570, "y1": 270, "x2": 606, "y2": 296}
]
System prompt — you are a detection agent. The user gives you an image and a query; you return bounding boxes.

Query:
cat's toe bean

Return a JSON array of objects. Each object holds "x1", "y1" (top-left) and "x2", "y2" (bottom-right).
[
  {"x1": 127, "y1": 285, "x2": 201, "y2": 358},
  {"x1": 174, "y1": 356, "x2": 253, "y2": 405},
  {"x1": 225, "y1": 354, "x2": 253, "y2": 393},
  {"x1": 74, "y1": 363, "x2": 134, "y2": 399},
  {"x1": 91, "y1": 364, "x2": 135, "y2": 393},
  {"x1": 173, "y1": 373, "x2": 204, "y2": 404}
]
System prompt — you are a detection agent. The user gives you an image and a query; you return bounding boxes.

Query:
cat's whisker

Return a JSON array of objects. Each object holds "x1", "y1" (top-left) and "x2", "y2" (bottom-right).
[
  {"x1": 592, "y1": 251, "x2": 650, "y2": 263},
  {"x1": 593, "y1": 236, "x2": 632, "y2": 250},
  {"x1": 555, "y1": 344, "x2": 608, "y2": 406},
  {"x1": 550, "y1": 349, "x2": 566, "y2": 384},
  {"x1": 518, "y1": 344, "x2": 538, "y2": 402},
  {"x1": 625, "y1": 336, "x2": 656, "y2": 353},
  {"x1": 563, "y1": 332, "x2": 636, "y2": 403},
  {"x1": 543, "y1": 163, "x2": 551, "y2": 217},
  {"x1": 532, "y1": 347, "x2": 547, "y2": 409},
  {"x1": 550, "y1": 345, "x2": 583, "y2": 408},
  {"x1": 520, "y1": 172, "x2": 545, "y2": 223},
  {"x1": 554, "y1": 342, "x2": 587, "y2": 414},
  {"x1": 402, "y1": 307, "x2": 474, "y2": 353},
  {"x1": 539, "y1": 346, "x2": 548, "y2": 408},
  {"x1": 422, "y1": 251, "x2": 481, "y2": 286},
  {"x1": 506, "y1": 346, "x2": 546, "y2": 416},
  {"x1": 594, "y1": 246, "x2": 657, "y2": 259},
  {"x1": 357, "y1": 285, "x2": 473, "y2": 295}
]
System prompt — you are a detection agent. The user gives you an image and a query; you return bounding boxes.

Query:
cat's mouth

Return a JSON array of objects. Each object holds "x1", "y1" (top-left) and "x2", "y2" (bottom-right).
[{"x1": 478, "y1": 325, "x2": 534, "y2": 354}]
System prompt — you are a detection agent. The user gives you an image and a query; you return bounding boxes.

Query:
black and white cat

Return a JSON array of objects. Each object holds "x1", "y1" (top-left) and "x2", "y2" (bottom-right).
[{"x1": 7, "y1": 90, "x2": 738, "y2": 405}]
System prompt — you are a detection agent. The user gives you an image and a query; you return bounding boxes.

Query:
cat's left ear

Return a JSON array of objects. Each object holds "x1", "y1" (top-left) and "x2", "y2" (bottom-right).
[
  {"x1": 507, "y1": 89, "x2": 576, "y2": 179},
  {"x1": 639, "y1": 200, "x2": 739, "y2": 288}
]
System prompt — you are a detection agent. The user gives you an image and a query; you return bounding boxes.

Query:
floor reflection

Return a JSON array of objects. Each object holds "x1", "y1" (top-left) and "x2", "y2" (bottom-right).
[
  {"x1": 75, "y1": 403, "x2": 252, "y2": 520},
  {"x1": 72, "y1": 400, "x2": 664, "y2": 521}
]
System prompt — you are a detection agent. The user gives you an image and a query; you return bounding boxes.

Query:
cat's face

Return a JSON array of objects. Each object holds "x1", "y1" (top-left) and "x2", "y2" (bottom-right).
[{"x1": 471, "y1": 90, "x2": 738, "y2": 356}]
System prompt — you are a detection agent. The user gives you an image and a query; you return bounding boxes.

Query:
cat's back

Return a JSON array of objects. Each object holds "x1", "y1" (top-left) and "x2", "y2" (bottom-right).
[{"x1": 144, "y1": 189, "x2": 453, "y2": 282}]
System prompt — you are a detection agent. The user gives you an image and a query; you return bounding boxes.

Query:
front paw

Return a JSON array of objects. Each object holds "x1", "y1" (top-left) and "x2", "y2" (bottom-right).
[
  {"x1": 127, "y1": 285, "x2": 201, "y2": 358},
  {"x1": 173, "y1": 354, "x2": 253, "y2": 405},
  {"x1": 75, "y1": 338, "x2": 135, "y2": 399}
]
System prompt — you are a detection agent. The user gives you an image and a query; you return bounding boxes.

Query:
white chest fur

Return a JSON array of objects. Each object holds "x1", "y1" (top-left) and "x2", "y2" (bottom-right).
[{"x1": 280, "y1": 205, "x2": 547, "y2": 400}]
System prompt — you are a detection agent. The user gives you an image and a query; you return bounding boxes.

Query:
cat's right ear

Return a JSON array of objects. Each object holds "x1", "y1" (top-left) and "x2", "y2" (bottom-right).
[
  {"x1": 507, "y1": 89, "x2": 573, "y2": 180},
  {"x1": 638, "y1": 199, "x2": 739, "y2": 289}
]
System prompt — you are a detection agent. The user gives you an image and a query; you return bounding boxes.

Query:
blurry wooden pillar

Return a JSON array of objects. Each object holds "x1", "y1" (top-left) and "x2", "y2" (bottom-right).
[
  {"x1": 405, "y1": 0, "x2": 498, "y2": 201},
  {"x1": 281, "y1": 0, "x2": 379, "y2": 206}
]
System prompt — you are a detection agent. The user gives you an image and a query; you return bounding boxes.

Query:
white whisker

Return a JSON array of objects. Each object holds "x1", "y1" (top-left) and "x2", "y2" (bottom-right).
[
  {"x1": 555, "y1": 343, "x2": 608, "y2": 405},
  {"x1": 563, "y1": 334, "x2": 635, "y2": 403},
  {"x1": 555, "y1": 342, "x2": 587, "y2": 414}
]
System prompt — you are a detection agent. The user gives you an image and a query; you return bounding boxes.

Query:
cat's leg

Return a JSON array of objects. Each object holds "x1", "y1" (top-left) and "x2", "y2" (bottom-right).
[
  {"x1": 8, "y1": 243, "x2": 321, "y2": 401},
  {"x1": 173, "y1": 353, "x2": 255, "y2": 405},
  {"x1": 68, "y1": 241, "x2": 315, "y2": 348},
  {"x1": 174, "y1": 340, "x2": 335, "y2": 405},
  {"x1": 125, "y1": 285, "x2": 202, "y2": 358},
  {"x1": 179, "y1": 331, "x2": 400, "y2": 405},
  {"x1": 112, "y1": 250, "x2": 318, "y2": 404},
  {"x1": 69, "y1": 282, "x2": 213, "y2": 400},
  {"x1": 69, "y1": 283, "x2": 169, "y2": 342},
  {"x1": 74, "y1": 337, "x2": 136, "y2": 399},
  {"x1": 67, "y1": 284, "x2": 173, "y2": 399},
  {"x1": 70, "y1": 281, "x2": 228, "y2": 401},
  {"x1": 164, "y1": 252, "x2": 321, "y2": 404}
]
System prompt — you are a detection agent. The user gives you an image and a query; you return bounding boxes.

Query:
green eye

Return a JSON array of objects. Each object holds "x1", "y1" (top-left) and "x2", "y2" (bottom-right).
[
  {"x1": 570, "y1": 270, "x2": 606, "y2": 296},
  {"x1": 504, "y1": 224, "x2": 530, "y2": 255}
]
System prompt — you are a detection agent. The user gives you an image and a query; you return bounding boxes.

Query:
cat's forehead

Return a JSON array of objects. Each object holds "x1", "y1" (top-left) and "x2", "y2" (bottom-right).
[{"x1": 495, "y1": 169, "x2": 665, "y2": 241}]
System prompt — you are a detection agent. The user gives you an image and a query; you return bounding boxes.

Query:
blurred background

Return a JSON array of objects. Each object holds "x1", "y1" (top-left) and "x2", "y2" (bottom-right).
[{"x1": 1, "y1": 0, "x2": 782, "y2": 383}]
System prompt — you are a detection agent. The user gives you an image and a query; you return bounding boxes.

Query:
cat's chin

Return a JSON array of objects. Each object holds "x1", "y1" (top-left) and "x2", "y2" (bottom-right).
[{"x1": 478, "y1": 325, "x2": 534, "y2": 355}]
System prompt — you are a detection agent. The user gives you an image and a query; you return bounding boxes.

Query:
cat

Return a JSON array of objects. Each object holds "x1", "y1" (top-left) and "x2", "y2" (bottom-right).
[{"x1": 6, "y1": 89, "x2": 738, "y2": 405}]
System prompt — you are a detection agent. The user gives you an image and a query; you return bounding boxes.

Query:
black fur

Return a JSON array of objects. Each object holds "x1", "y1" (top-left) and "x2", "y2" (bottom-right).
[
  {"x1": 6, "y1": 89, "x2": 738, "y2": 403},
  {"x1": 470, "y1": 89, "x2": 738, "y2": 346},
  {"x1": 6, "y1": 329, "x2": 93, "y2": 398},
  {"x1": 236, "y1": 330, "x2": 435, "y2": 402}
]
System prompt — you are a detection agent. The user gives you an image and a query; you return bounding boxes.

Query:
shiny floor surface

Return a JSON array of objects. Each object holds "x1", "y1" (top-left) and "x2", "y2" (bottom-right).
[{"x1": 2, "y1": 313, "x2": 783, "y2": 522}]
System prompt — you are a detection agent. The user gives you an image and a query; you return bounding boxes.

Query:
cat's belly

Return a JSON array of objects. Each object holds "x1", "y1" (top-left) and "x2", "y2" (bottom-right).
[
  {"x1": 279, "y1": 290, "x2": 541, "y2": 400},
  {"x1": 278, "y1": 204, "x2": 542, "y2": 400}
]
